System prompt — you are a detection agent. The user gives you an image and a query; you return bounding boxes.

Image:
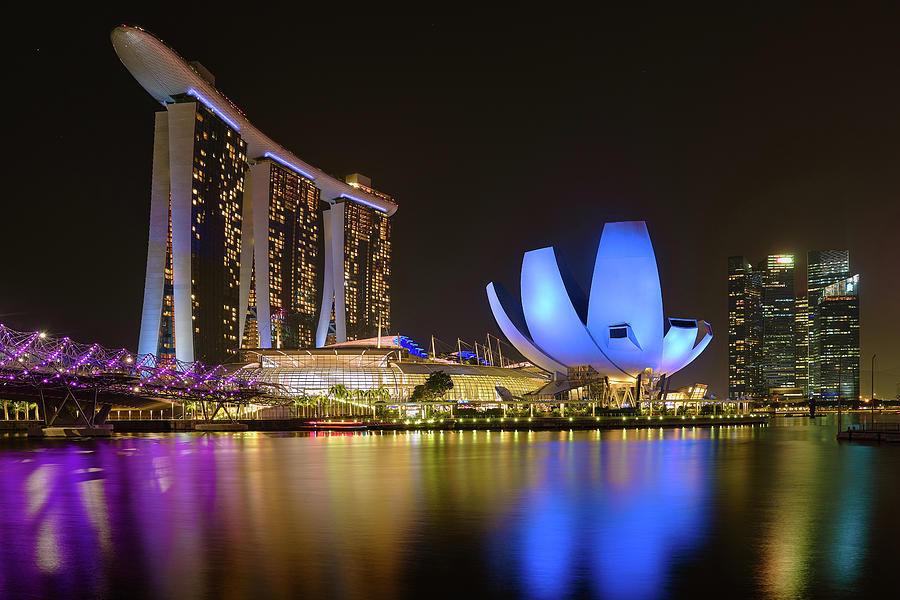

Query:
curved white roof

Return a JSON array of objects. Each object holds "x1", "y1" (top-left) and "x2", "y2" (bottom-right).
[{"x1": 111, "y1": 25, "x2": 398, "y2": 216}]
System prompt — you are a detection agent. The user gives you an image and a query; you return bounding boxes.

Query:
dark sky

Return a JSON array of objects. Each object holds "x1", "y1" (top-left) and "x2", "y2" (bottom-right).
[{"x1": 3, "y1": 6, "x2": 898, "y2": 398}]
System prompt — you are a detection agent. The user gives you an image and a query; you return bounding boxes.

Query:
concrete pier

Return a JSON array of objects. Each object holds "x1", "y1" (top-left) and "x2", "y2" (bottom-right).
[
  {"x1": 837, "y1": 428, "x2": 900, "y2": 443},
  {"x1": 28, "y1": 425, "x2": 114, "y2": 438}
]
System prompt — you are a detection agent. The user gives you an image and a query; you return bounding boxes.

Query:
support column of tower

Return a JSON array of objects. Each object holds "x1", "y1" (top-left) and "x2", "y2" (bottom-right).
[
  {"x1": 167, "y1": 102, "x2": 199, "y2": 363},
  {"x1": 250, "y1": 162, "x2": 273, "y2": 348},
  {"x1": 238, "y1": 164, "x2": 255, "y2": 348},
  {"x1": 316, "y1": 202, "x2": 346, "y2": 346},
  {"x1": 137, "y1": 111, "x2": 171, "y2": 357}
]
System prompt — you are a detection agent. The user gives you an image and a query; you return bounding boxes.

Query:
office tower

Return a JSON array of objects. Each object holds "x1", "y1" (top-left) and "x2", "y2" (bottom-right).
[
  {"x1": 807, "y1": 250, "x2": 851, "y2": 303},
  {"x1": 809, "y1": 275, "x2": 859, "y2": 401},
  {"x1": 113, "y1": 26, "x2": 398, "y2": 362},
  {"x1": 729, "y1": 248, "x2": 860, "y2": 402},
  {"x1": 806, "y1": 250, "x2": 851, "y2": 393},
  {"x1": 794, "y1": 296, "x2": 809, "y2": 395},
  {"x1": 728, "y1": 257, "x2": 761, "y2": 399},
  {"x1": 759, "y1": 255, "x2": 796, "y2": 390}
]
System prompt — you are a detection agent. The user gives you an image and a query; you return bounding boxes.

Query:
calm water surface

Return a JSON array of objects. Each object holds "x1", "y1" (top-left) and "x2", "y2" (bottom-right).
[{"x1": 1, "y1": 416, "x2": 899, "y2": 599}]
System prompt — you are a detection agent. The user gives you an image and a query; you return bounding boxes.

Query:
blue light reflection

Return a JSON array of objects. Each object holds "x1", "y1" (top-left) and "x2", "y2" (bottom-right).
[{"x1": 492, "y1": 435, "x2": 711, "y2": 600}]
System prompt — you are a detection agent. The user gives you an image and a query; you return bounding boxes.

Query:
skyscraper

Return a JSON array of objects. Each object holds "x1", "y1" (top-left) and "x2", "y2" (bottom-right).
[
  {"x1": 728, "y1": 257, "x2": 761, "y2": 399},
  {"x1": 138, "y1": 98, "x2": 247, "y2": 365},
  {"x1": 794, "y1": 296, "x2": 809, "y2": 395},
  {"x1": 809, "y1": 275, "x2": 860, "y2": 401},
  {"x1": 341, "y1": 174, "x2": 392, "y2": 342},
  {"x1": 806, "y1": 250, "x2": 851, "y2": 395},
  {"x1": 241, "y1": 159, "x2": 324, "y2": 350},
  {"x1": 760, "y1": 254, "x2": 796, "y2": 390},
  {"x1": 807, "y1": 250, "x2": 851, "y2": 302},
  {"x1": 113, "y1": 26, "x2": 398, "y2": 363}
]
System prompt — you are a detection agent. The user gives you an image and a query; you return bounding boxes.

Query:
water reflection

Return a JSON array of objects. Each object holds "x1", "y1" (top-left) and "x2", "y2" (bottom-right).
[
  {"x1": 0, "y1": 418, "x2": 895, "y2": 599},
  {"x1": 494, "y1": 430, "x2": 710, "y2": 600}
]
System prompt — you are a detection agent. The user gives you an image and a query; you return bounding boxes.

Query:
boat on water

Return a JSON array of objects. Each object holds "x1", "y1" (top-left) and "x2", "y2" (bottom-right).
[{"x1": 297, "y1": 420, "x2": 368, "y2": 431}]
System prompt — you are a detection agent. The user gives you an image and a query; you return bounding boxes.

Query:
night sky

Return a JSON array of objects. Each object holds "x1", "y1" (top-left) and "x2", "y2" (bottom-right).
[{"x1": 3, "y1": 7, "x2": 898, "y2": 398}]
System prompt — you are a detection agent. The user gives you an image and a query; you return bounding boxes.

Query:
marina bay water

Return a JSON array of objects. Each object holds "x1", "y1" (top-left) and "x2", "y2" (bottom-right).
[{"x1": 1, "y1": 416, "x2": 898, "y2": 599}]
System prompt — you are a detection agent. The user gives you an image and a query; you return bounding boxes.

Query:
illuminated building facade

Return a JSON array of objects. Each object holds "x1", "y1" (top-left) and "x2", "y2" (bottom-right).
[
  {"x1": 794, "y1": 296, "x2": 809, "y2": 395},
  {"x1": 760, "y1": 254, "x2": 796, "y2": 390},
  {"x1": 486, "y1": 221, "x2": 713, "y2": 397},
  {"x1": 137, "y1": 97, "x2": 247, "y2": 365},
  {"x1": 806, "y1": 249, "x2": 851, "y2": 395},
  {"x1": 727, "y1": 249, "x2": 859, "y2": 401},
  {"x1": 727, "y1": 257, "x2": 761, "y2": 399},
  {"x1": 243, "y1": 159, "x2": 323, "y2": 350},
  {"x1": 340, "y1": 174, "x2": 392, "y2": 342},
  {"x1": 809, "y1": 275, "x2": 859, "y2": 401},
  {"x1": 241, "y1": 344, "x2": 548, "y2": 405},
  {"x1": 113, "y1": 26, "x2": 397, "y2": 362},
  {"x1": 807, "y1": 250, "x2": 851, "y2": 302}
]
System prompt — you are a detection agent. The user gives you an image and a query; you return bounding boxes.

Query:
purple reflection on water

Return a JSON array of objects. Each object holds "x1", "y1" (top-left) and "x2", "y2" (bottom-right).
[{"x1": 0, "y1": 436, "x2": 229, "y2": 599}]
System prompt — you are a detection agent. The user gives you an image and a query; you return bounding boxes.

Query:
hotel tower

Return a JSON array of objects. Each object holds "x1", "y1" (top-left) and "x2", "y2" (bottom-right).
[{"x1": 111, "y1": 26, "x2": 397, "y2": 364}]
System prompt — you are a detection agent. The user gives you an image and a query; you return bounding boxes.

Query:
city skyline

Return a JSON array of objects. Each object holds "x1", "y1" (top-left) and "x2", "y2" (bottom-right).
[
  {"x1": 728, "y1": 250, "x2": 860, "y2": 401},
  {"x1": 2, "y1": 8, "x2": 899, "y2": 397}
]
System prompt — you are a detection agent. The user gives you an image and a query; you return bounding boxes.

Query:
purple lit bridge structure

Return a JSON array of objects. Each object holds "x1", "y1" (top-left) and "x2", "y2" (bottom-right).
[{"x1": 0, "y1": 324, "x2": 282, "y2": 429}]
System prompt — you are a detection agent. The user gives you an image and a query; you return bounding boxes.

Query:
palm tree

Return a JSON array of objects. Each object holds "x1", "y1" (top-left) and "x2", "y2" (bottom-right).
[
  {"x1": 1, "y1": 399, "x2": 9, "y2": 421},
  {"x1": 354, "y1": 389, "x2": 367, "y2": 415},
  {"x1": 329, "y1": 384, "x2": 350, "y2": 401},
  {"x1": 328, "y1": 384, "x2": 351, "y2": 417},
  {"x1": 366, "y1": 385, "x2": 391, "y2": 420},
  {"x1": 363, "y1": 388, "x2": 378, "y2": 419},
  {"x1": 292, "y1": 394, "x2": 313, "y2": 418}
]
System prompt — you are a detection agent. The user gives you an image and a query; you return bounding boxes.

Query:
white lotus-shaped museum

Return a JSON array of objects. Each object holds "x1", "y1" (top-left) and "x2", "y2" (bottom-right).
[{"x1": 486, "y1": 221, "x2": 711, "y2": 381}]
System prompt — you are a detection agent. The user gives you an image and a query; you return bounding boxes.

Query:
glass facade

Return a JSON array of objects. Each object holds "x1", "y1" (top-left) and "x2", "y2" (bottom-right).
[
  {"x1": 152, "y1": 101, "x2": 246, "y2": 364},
  {"x1": 728, "y1": 256, "x2": 761, "y2": 399},
  {"x1": 241, "y1": 349, "x2": 548, "y2": 403},
  {"x1": 157, "y1": 196, "x2": 176, "y2": 362},
  {"x1": 342, "y1": 195, "x2": 392, "y2": 342},
  {"x1": 807, "y1": 249, "x2": 851, "y2": 397},
  {"x1": 249, "y1": 161, "x2": 324, "y2": 349},
  {"x1": 807, "y1": 250, "x2": 850, "y2": 303},
  {"x1": 729, "y1": 249, "x2": 859, "y2": 402},
  {"x1": 188, "y1": 102, "x2": 246, "y2": 363},
  {"x1": 760, "y1": 255, "x2": 796, "y2": 390},
  {"x1": 794, "y1": 296, "x2": 809, "y2": 396},
  {"x1": 810, "y1": 275, "x2": 859, "y2": 401},
  {"x1": 242, "y1": 259, "x2": 259, "y2": 349}
]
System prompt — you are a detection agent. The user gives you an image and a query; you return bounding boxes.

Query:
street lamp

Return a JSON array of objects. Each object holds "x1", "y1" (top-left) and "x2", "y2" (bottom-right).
[{"x1": 871, "y1": 353, "x2": 877, "y2": 427}]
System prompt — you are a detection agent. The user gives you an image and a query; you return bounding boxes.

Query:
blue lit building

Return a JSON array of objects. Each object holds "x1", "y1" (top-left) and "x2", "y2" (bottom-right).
[{"x1": 486, "y1": 221, "x2": 712, "y2": 406}]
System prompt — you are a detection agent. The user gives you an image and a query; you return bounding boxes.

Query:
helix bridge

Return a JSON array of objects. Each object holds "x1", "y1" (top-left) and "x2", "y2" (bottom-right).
[{"x1": 0, "y1": 323, "x2": 281, "y2": 429}]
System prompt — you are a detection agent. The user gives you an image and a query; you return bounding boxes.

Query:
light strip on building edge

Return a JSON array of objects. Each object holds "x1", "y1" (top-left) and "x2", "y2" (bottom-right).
[
  {"x1": 186, "y1": 88, "x2": 241, "y2": 130},
  {"x1": 340, "y1": 193, "x2": 388, "y2": 213},
  {"x1": 263, "y1": 152, "x2": 316, "y2": 180}
]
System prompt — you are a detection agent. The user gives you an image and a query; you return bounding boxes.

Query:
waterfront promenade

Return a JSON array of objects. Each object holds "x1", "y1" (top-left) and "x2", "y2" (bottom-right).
[{"x1": 0, "y1": 413, "x2": 769, "y2": 434}]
